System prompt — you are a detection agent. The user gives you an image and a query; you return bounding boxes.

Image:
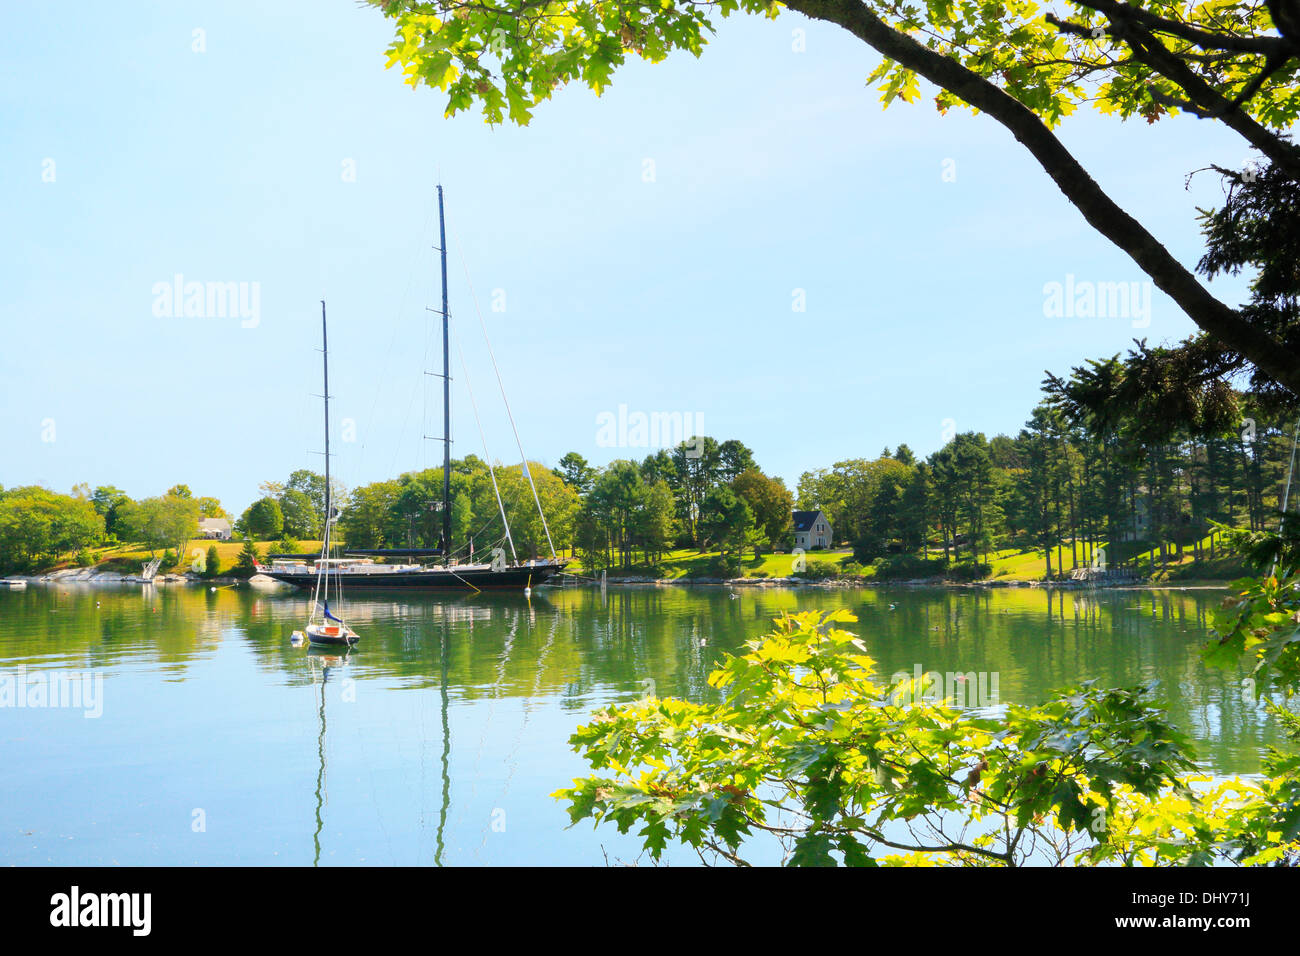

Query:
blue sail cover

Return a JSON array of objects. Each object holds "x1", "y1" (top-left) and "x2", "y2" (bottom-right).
[{"x1": 323, "y1": 602, "x2": 343, "y2": 623}]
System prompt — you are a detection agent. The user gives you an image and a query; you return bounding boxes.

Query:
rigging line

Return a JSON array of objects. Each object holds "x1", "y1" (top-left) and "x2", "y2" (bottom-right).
[
  {"x1": 448, "y1": 513, "x2": 503, "y2": 561},
  {"x1": 455, "y1": 609, "x2": 518, "y2": 841},
  {"x1": 449, "y1": 224, "x2": 557, "y2": 560},
  {"x1": 457, "y1": 531, "x2": 508, "y2": 566},
  {"x1": 1271, "y1": 413, "x2": 1300, "y2": 578},
  {"x1": 454, "y1": 315, "x2": 518, "y2": 563},
  {"x1": 446, "y1": 566, "x2": 482, "y2": 594},
  {"x1": 478, "y1": 610, "x2": 556, "y2": 857},
  {"x1": 359, "y1": 196, "x2": 438, "y2": 482},
  {"x1": 489, "y1": 611, "x2": 560, "y2": 834}
]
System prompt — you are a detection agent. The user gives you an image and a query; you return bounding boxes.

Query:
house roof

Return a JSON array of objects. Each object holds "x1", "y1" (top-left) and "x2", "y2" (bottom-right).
[
  {"x1": 792, "y1": 510, "x2": 826, "y2": 533},
  {"x1": 198, "y1": 517, "x2": 231, "y2": 530}
]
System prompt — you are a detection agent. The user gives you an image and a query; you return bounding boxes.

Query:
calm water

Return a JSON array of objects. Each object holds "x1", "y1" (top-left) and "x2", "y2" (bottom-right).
[{"x1": 0, "y1": 582, "x2": 1278, "y2": 866}]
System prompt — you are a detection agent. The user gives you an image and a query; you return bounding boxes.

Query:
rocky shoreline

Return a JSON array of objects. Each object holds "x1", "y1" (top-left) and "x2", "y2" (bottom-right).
[{"x1": 3, "y1": 567, "x2": 248, "y2": 586}]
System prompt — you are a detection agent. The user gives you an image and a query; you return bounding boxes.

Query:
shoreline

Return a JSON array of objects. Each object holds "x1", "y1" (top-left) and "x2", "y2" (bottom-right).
[
  {"x1": 2, "y1": 567, "x2": 1232, "y2": 593},
  {"x1": 594, "y1": 575, "x2": 1230, "y2": 592}
]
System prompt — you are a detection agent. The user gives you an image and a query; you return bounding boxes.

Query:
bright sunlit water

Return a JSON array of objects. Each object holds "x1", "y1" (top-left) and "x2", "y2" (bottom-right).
[{"x1": 0, "y1": 581, "x2": 1276, "y2": 865}]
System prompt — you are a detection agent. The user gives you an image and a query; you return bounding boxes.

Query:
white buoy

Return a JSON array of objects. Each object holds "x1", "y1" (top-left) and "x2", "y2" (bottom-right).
[
  {"x1": 523, "y1": 586, "x2": 532, "y2": 597},
  {"x1": 290, "y1": 630, "x2": 305, "y2": 646},
  {"x1": 210, "y1": 587, "x2": 217, "y2": 592}
]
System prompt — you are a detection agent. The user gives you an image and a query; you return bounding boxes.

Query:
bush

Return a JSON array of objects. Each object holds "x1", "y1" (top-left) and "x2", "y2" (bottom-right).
[
  {"x1": 793, "y1": 562, "x2": 838, "y2": 581},
  {"x1": 945, "y1": 561, "x2": 993, "y2": 582},
  {"x1": 687, "y1": 554, "x2": 743, "y2": 579},
  {"x1": 851, "y1": 538, "x2": 883, "y2": 563},
  {"x1": 870, "y1": 555, "x2": 949, "y2": 580},
  {"x1": 204, "y1": 544, "x2": 221, "y2": 579},
  {"x1": 235, "y1": 538, "x2": 262, "y2": 575},
  {"x1": 75, "y1": 548, "x2": 94, "y2": 567},
  {"x1": 556, "y1": 610, "x2": 1204, "y2": 866}
]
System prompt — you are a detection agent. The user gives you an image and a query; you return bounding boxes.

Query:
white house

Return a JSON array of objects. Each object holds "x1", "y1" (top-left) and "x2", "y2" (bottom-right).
[
  {"x1": 792, "y1": 510, "x2": 832, "y2": 550},
  {"x1": 1117, "y1": 495, "x2": 1151, "y2": 542},
  {"x1": 197, "y1": 518, "x2": 232, "y2": 540}
]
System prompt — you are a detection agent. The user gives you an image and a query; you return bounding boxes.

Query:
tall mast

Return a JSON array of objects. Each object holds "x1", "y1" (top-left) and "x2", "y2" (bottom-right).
[
  {"x1": 438, "y1": 185, "x2": 452, "y2": 563},
  {"x1": 316, "y1": 300, "x2": 332, "y2": 612},
  {"x1": 321, "y1": 300, "x2": 331, "y2": 543}
]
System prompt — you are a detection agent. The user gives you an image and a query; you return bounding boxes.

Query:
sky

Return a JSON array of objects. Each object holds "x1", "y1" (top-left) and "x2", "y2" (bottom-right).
[{"x1": 0, "y1": 1, "x2": 1257, "y2": 516}]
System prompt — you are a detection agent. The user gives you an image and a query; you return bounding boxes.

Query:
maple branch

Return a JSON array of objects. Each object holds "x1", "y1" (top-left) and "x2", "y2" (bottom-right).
[{"x1": 782, "y1": 0, "x2": 1300, "y2": 396}]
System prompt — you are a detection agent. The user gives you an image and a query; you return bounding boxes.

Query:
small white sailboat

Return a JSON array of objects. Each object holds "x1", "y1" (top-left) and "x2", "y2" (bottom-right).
[
  {"x1": 305, "y1": 603, "x2": 357, "y2": 646},
  {"x1": 292, "y1": 301, "x2": 359, "y2": 648}
]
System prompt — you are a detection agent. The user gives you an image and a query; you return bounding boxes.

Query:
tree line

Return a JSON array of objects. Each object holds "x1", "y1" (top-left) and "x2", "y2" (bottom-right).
[
  {"x1": 559, "y1": 438, "x2": 793, "y2": 572},
  {"x1": 0, "y1": 483, "x2": 218, "y2": 574},
  {"x1": 797, "y1": 382, "x2": 1294, "y2": 579},
  {"x1": 5, "y1": 378, "x2": 1292, "y2": 581}
]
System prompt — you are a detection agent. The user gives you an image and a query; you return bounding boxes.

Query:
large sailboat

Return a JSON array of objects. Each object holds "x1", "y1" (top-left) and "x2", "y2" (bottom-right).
[{"x1": 257, "y1": 186, "x2": 567, "y2": 593}]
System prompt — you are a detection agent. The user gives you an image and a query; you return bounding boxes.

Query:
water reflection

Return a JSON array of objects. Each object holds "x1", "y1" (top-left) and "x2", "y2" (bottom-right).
[{"x1": 0, "y1": 582, "x2": 1284, "y2": 865}]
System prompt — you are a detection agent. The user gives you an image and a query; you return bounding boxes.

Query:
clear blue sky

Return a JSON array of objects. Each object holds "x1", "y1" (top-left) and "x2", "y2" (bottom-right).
[{"x1": 0, "y1": 2, "x2": 1252, "y2": 516}]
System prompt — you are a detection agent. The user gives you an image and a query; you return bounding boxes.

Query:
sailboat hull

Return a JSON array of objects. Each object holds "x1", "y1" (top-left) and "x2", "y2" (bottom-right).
[
  {"x1": 306, "y1": 622, "x2": 359, "y2": 646},
  {"x1": 262, "y1": 561, "x2": 567, "y2": 592}
]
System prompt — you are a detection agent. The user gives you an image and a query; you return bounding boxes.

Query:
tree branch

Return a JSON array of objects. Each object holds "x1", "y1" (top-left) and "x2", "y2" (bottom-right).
[
  {"x1": 782, "y1": 0, "x2": 1300, "y2": 396},
  {"x1": 1057, "y1": 0, "x2": 1300, "y2": 178},
  {"x1": 1069, "y1": 0, "x2": 1290, "y2": 55}
]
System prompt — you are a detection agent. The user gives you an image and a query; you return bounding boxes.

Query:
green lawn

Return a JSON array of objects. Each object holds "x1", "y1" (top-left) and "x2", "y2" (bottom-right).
[
  {"x1": 81, "y1": 539, "x2": 323, "y2": 574},
  {"x1": 569, "y1": 532, "x2": 1250, "y2": 583},
  {"x1": 986, "y1": 533, "x2": 1248, "y2": 581},
  {"x1": 568, "y1": 547, "x2": 854, "y2": 580},
  {"x1": 63, "y1": 532, "x2": 1249, "y2": 583}
]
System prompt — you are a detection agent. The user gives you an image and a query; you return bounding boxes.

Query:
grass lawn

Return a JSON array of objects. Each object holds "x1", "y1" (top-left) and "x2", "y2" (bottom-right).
[
  {"x1": 986, "y1": 533, "x2": 1249, "y2": 581},
  {"x1": 54, "y1": 531, "x2": 1247, "y2": 583},
  {"x1": 80, "y1": 539, "x2": 323, "y2": 574},
  {"x1": 569, "y1": 531, "x2": 1250, "y2": 582},
  {"x1": 569, "y1": 547, "x2": 854, "y2": 580}
]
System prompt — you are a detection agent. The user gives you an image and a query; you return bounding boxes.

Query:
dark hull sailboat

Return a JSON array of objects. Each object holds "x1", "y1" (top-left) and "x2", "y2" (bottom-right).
[
  {"x1": 261, "y1": 559, "x2": 567, "y2": 592},
  {"x1": 260, "y1": 185, "x2": 566, "y2": 596}
]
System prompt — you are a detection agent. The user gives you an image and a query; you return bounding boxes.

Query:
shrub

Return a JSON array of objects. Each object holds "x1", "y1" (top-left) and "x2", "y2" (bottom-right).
[
  {"x1": 75, "y1": 548, "x2": 94, "y2": 567},
  {"x1": 717, "y1": 554, "x2": 743, "y2": 578},
  {"x1": 946, "y1": 561, "x2": 993, "y2": 582},
  {"x1": 871, "y1": 555, "x2": 949, "y2": 580},
  {"x1": 556, "y1": 610, "x2": 1205, "y2": 866},
  {"x1": 235, "y1": 538, "x2": 262, "y2": 575},
  {"x1": 687, "y1": 554, "x2": 743, "y2": 579},
  {"x1": 204, "y1": 544, "x2": 221, "y2": 579},
  {"x1": 793, "y1": 561, "x2": 837, "y2": 581}
]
